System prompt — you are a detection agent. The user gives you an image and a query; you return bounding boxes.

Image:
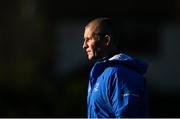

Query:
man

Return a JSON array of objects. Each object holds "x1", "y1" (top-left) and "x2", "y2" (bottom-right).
[{"x1": 83, "y1": 17, "x2": 148, "y2": 118}]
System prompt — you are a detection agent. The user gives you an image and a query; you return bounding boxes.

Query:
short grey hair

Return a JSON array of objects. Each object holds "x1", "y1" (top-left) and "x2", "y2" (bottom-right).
[{"x1": 85, "y1": 17, "x2": 118, "y2": 49}]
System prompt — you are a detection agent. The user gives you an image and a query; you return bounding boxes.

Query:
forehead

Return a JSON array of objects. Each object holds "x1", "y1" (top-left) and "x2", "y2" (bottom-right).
[
  {"x1": 84, "y1": 23, "x2": 97, "y2": 38},
  {"x1": 84, "y1": 27, "x2": 93, "y2": 37}
]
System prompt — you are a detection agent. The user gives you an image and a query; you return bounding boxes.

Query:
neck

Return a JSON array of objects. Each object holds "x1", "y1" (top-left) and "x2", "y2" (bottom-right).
[{"x1": 99, "y1": 49, "x2": 119, "y2": 61}]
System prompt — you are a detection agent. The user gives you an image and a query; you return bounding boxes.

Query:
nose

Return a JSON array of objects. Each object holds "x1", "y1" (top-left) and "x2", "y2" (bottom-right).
[{"x1": 83, "y1": 40, "x2": 87, "y2": 49}]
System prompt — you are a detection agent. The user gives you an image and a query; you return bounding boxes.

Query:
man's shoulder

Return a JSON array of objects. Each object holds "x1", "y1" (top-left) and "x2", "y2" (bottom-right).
[{"x1": 102, "y1": 64, "x2": 121, "y2": 76}]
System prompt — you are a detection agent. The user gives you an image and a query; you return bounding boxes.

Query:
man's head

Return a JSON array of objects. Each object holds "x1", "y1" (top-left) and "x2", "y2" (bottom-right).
[{"x1": 83, "y1": 17, "x2": 118, "y2": 61}]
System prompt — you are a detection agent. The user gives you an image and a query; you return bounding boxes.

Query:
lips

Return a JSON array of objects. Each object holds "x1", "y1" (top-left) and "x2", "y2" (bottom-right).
[
  {"x1": 86, "y1": 51, "x2": 92, "y2": 57},
  {"x1": 87, "y1": 52, "x2": 91, "y2": 55},
  {"x1": 86, "y1": 50, "x2": 91, "y2": 53}
]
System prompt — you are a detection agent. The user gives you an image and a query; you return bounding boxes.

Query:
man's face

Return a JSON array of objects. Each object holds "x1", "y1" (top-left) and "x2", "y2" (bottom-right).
[{"x1": 83, "y1": 26, "x2": 103, "y2": 61}]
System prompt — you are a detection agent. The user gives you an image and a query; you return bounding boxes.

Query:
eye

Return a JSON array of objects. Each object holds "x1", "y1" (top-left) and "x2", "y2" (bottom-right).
[{"x1": 84, "y1": 38, "x2": 90, "y2": 42}]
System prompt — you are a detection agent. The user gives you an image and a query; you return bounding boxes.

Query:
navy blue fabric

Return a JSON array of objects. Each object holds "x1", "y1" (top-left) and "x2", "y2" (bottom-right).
[{"x1": 87, "y1": 53, "x2": 148, "y2": 118}]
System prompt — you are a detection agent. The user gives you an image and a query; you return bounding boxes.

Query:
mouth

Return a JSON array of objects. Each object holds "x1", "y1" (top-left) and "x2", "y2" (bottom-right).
[
  {"x1": 86, "y1": 50, "x2": 91, "y2": 53},
  {"x1": 86, "y1": 52, "x2": 90, "y2": 56},
  {"x1": 86, "y1": 51, "x2": 92, "y2": 57}
]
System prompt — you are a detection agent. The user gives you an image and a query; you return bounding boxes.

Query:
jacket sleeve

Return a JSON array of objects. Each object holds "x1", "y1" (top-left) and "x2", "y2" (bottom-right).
[{"x1": 108, "y1": 71, "x2": 142, "y2": 118}]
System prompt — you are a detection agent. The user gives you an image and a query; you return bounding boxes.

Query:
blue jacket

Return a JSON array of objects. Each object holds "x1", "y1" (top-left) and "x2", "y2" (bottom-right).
[{"x1": 87, "y1": 53, "x2": 148, "y2": 118}]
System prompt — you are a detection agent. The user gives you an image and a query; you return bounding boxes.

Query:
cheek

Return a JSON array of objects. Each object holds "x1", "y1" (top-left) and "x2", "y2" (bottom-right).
[
  {"x1": 91, "y1": 44, "x2": 96, "y2": 51},
  {"x1": 88, "y1": 41, "x2": 96, "y2": 50},
  {"x1": 91, "y1": 43, "x2": 101, "y2": 52},
  {"x1": 88, "y1": 40, "x2": 101, "y2": 53}
]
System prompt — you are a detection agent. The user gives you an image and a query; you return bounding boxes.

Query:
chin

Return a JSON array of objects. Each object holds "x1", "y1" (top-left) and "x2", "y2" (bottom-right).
[
  {"x1": 88, "y1": 56, "x2": 94, "y2": 61},
  {"x1": 88, "y1": 57, "x2": 93, "y2": 61}
]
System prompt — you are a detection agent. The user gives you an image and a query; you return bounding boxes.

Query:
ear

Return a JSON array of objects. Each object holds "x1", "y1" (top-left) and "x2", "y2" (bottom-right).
[{"x1": 103, "y1": 35, "x2": 111, "y2": 46}]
